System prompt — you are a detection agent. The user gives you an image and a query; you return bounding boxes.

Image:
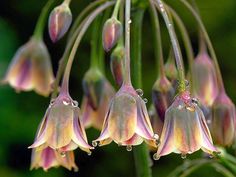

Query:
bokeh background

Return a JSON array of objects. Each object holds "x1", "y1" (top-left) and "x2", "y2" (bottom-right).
[{"x1": 0, "y1": 0, "x2": 236, "y2": 177}]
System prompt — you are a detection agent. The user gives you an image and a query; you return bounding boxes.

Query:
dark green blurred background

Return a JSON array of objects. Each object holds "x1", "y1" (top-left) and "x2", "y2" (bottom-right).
[{"x1": 0, "y1": 0, "x2": 236, "y2": 177}]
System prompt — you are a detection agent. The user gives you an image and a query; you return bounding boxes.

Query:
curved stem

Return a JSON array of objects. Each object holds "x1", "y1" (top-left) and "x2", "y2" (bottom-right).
[
  {"x1": 112, "y1": 0, "x2": 121, "y2": 18},
  {"x1": 130, "y1": 6, "x2": 153, "y2": 177},
  {"x1": 211, "y1": 163, "x2": 235, "y2": 177},
  {"x1": 149, "y1": 0, "x2": 165, "y2": 78},
  {"x1": 90, "y1": 18, "x2": 100, "y2": 69},
  {"x1": 57, "y1": 1, "x2": 115, "y2": 95},
  {"x1": 154, "y1": 0, "x2": 186, "y2": 93},
  {"x1": 179, "y1": 0, "x2": 225, "y2": 92},
  {"x1": 68, "y1": 0, "x2": 107, "y2": 39},
  {"x1": 164, "y1": 4, "x2": 195, "y2": 92},
  {"x1": 33, "y1": 0, "x2": 56, "y2": 40},
  {"x1": 122, "y1": 0, "x2": 131, "y2": 86}
]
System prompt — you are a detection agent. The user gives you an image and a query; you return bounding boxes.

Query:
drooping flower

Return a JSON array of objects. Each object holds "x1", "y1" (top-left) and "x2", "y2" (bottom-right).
[
  {"x1": 211, "y1": 91, "x2": 235, "y2": 146},
  {"x1": 192, "y1": 52, "x2": 218, "y2": 107},
  {"x1": 110, "y1": 45, "x2": 125, "y2": 86},
  {"x1": 29, "y1": 91, "x2": 93, "y2": 154},
  {"x1": 102, "y1": 17, "x2": 122, "y2": 52},
  {"x1": 154, "y1": 91, "x2": 218, "y2": 160},
  {"x1": 81, "y1": 78, "x2": 115, "y2": 130},
  {"x1": 93, "y1": 84, "x2": 159, "y2": 148},
  {"x1": 48, "y1": 2, "x2": 72, "y2": 42},
  {"x1": 2, "y1": 37, "x2": 54, "y2": 96},
  {"x1": 152, "y1": 75, "x2": 175, "y2": 121},
  {"x1": 30, "y1": 147, "x2": 78, "y2": 171}
]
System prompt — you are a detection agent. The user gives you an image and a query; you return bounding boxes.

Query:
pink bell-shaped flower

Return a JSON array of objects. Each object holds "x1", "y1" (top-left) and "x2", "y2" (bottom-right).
[
  {"x1": 93, "y1": 84, "x2": 159, "y2": 149},
  {"x1": 2, "y1": 37, "x2": 54, "y2": 96},
  {"x1": 154, "y1": 91, "x2": 218, "y2": 160},
  {"x1": 29, "y1": 91, "x2": 93, "y2": 154}
]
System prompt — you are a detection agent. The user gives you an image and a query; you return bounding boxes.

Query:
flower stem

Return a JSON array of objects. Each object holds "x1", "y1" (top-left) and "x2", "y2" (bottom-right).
[
  {"x1": 68, "y1": 0, "x2": 107, "y2": 39},
  {"x1": 122, "y1": 0, "x2": 131, "y2": 86},
  {"x1": 112, "y1": 0, "x2": 121, "y2": 18},
  {"x1": 154, "y1": 0, "x2": 186, "y2": 93},
  {"x1": 90, "y1": 17, "x2": 100, "y2": 69},
  {"x1": 164, "y1": 4, "x2": 195, "y2": 92},
  {"x1": 55, "y1": 1, "x2": 115, "y2": 95},
  {"x1": 130, "y1": 5, "x2": 153, "y2": 177},
  {"x1": 149, "y1": 0, "x2": 165, "y2": 78},
  {"x1": 179, "y1": 0, "x2": 225, "y2": 92},
  {"x1": 211, "y1": 163, "x2": 235, "y2": 177},
  {"x1": 33, "y1": 0, "x2": 56, "y2": 40}
]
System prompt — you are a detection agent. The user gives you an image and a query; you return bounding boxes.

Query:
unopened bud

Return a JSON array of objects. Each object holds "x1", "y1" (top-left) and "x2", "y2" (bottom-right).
[
  {"x1": 82, "y1": 68, "x2": 105, "y2": 110},
  {"x1": 110, "y1": 46, "x2": 125, "y2": 86},
  {"x1": 102, "y1": 17, "x2": 122, "y2": 52},
  {"x1": 152, "y1": 76, "x2": 175, "y2": 121},
  {"x1": 211, "y1": 91, "x2": 235, "y2": 146},
  {"x1": 48, "y1": 2, "x2": 72, "y2": 42}
]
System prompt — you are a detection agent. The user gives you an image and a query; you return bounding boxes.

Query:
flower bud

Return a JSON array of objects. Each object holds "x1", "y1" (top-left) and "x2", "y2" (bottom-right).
[
  {"x1": 48, "y1": 2, "x2": 72, "y2": 42},
  {"x1": 110, "y1": 45, "x2": 124, "y2": 86},
  {"x1": 102, "y1": 17, "x2": 122, "y2": 52},
  {"x1": 82, "y1": 68, "x2": 105, "y2": 110},
  {"x1": 152, "y1": 76, "x2": 175, "y2": 121},
  {"x1": 2, "y1": 37, "x2": 54, "y2": 96},
  {"x1": 192, "y1": 52, "x2": 218, "y2": 106},
  {"x1": 211, "y1": 91, "x2": 235, "y2": 146}
]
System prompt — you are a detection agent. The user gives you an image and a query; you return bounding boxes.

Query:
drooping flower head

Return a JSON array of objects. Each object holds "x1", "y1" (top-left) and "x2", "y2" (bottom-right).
[
  {"x1": 81, "y1": 77, "x2": 115, "y2": 130},
  {"x1": 48, "y1": 1, "x2": 72, "y2": 42},
  {"x1": 30, "y1": 147, "x2": 78, "y2": 171},
  {"x1": 154, "y1": 90, "x2": 218, "y2": 160},
  {"x1": 93, "y1": 84, "x2": 159, "y2": 149},
  {"x1": 2, "y1": 37, "x2": 54, "y2": 96},
  {"x1": 29, "y1": 91, "x2": 93, "y2": 154},
  {"x1": 211, "y1": 91, "x2": 235, "y2": 146},
  {"x1": 192, "y1": 52, "x2": 218, "y2": 107}
]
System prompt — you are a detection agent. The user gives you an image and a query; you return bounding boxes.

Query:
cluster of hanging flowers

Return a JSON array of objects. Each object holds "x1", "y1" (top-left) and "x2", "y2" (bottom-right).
[{"x1": 2, "y1": 0, "x2": 235, "y2": 172}]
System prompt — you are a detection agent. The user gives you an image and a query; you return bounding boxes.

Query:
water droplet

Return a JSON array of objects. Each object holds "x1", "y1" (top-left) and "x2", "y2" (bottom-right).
[
  {"x1": 126, "y1": 145, "x2": 132, "y2": 151},
  {"x1": 168, "y1": 23, "x2": 172, "y2": 27},
  {"x1": 63, "y1": 100, "x2": 70, "y2": 105},
  {"x1": 136, "y1": 89, "x2": 143, "y2": 97},
  {"x1": 49, "y1": 99, "x2": 56, "y2": 107},
  {"x1": 209, "y1": 154, "x2": 214, "y2": 158},
  {"x1": 60, "y1": 151, "x2": 66, "y2": 157},
  {"x1": 181, "y1": 153, "x2": 187, "y2": 159},
  {"x1": 207, "y1": 119, "x2": 211, "y2": 124},
  {"x1": 143, "y1": 98, "x2": 148, "y2": 103},
  {"x1": 87, "y1": 152, "x2": 92, "y2": 156},
  {"x1": 72, "y1": 100, "x2": 78, "y2": 107},
  {"x1": 92, "y1": 141, "x2": 98, "y2": 147},
  {"x1": 128, "y1": 19, "x2": 132, "y2": 24},
  {"x1": 153, "y1": 153, "x2": 160, "y2": 160},
  {"x1": 178, "y1": 104, "x2": 184, "y2": 110},
  {"x1": 153, "y1": 134, "x2": 159, "y2": 140}
]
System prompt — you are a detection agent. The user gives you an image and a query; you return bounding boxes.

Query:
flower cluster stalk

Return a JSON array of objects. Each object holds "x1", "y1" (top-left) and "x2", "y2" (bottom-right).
[{"x1": 154, "y1": 0, "x2": 186, "y2": 93}]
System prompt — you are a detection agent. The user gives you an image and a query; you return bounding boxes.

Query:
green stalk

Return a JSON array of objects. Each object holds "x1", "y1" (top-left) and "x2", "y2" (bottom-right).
[
  {"x1": 130, "y1": 6, "x2": 153, "y2": 177},
  {"x1": 33, "y1": 0, "x2": 57, "y2": 40},
  {"x1": 149, "y1": 0, "x2": 165, "y2": 78},
  {"x1": 154, "y1": 0, "x2": 186, "y2": 93},
  {"x1": 112, "y1": 0, "x2": 121, "y2": 18},
  {"x1": 164, "y1": 4, "x2": 195, "y2": 92},
  {"x1": 179, "y1": 0, "x2": 225, "y2": 92},
  {"x1": 211, "y1": 163, "x2": 235, "y2": 177},
  {"x1": 90, "y1": 18, "x2": 100, "y2": 69},
  {"x1": 68, "y1": 0, "x2": 107, "y2": 39}
]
